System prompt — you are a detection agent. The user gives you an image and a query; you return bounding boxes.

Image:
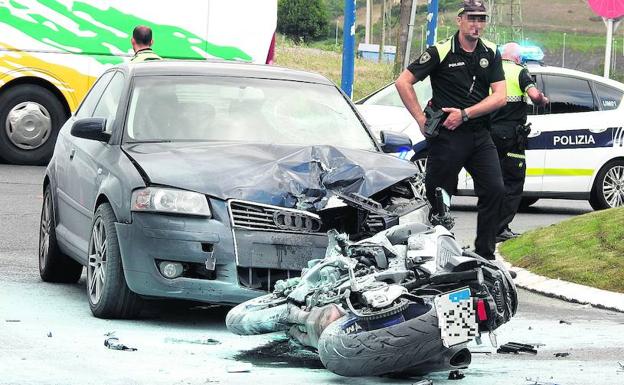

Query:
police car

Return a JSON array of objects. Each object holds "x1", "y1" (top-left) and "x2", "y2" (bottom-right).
[{"x1": 357, "y1": 62, "x2": 624, "y2": 210}]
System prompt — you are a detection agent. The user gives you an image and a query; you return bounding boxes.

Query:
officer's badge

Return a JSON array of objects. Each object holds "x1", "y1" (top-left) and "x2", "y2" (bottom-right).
[
  {"x1": 479, "y1": 58, "x2": 489, "y2": 68},
  {"x1": 419, "y1": 52, "x2": 431, "y2": 64}
]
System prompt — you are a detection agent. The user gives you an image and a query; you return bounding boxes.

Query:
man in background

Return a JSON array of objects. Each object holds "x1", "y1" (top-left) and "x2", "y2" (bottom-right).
[
  {"x1": 492, "y1": 42, "x2": 548, "y2": 242},
  {"x1": 130, "y1": 25, "x2": 161, "y2": 62}
]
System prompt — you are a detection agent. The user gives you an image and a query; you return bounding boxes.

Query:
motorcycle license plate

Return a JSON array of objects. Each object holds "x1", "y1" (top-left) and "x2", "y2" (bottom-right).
[{"x1": 434, "y1": 287, "x2": 477, "y2": 347}]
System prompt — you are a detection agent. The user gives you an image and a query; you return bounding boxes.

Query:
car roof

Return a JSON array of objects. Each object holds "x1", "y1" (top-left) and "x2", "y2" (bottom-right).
[
  {"x1": 120, "y1": 59, "x2": 335, "y2": 86},
  {"x1": 527, "y1": 64, "x2": 624, "y2": 90}
]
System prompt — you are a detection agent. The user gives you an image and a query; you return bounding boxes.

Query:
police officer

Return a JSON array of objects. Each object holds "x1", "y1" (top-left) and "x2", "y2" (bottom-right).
[
  {"x1": 395, "y1": 0, "x2": 507, "y2": 260},
  {"x1": 130, "y1": 25, "x2": 161, "y2": 62},
  {"x1": 492, "y1": 42, "x2": 548, "y2": 241}
]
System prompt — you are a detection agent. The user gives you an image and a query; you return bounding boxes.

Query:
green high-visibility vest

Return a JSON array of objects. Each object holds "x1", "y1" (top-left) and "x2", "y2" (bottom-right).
[
  {"x1": 130, "y1": 49, "x2": 162, "y2": 62},
  {"x1": 502, "y1": 60, "x2": 525, "y2": 102}
]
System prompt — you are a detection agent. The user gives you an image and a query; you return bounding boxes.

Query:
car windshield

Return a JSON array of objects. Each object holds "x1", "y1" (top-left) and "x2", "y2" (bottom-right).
[{"x1": 124, "y1": 76, "x2": 377, "y2": 151}]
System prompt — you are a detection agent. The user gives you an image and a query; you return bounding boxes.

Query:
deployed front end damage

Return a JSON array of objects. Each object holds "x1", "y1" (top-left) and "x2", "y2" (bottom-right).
[{"x1": 120, "y1": 143, "x2": 427, "y2": 302}]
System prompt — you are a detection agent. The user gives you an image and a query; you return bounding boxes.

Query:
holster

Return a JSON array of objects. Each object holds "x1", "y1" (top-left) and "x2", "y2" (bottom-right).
[
  {"x1": 423, "y1": 106, "x2": 448, "y2": 139},
  {"x1": 515, "y1": 122, "x2": 531, "y2": 151}
]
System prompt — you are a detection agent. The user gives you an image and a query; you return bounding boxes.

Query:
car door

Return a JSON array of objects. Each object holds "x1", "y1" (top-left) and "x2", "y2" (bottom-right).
[
  {"x1": 55, "y1": 71, "x2": 114, "y2": 255},
  {"x1": 536, "y1": 74, "x2": 602, "y2": 196},
  {"x1": 60, "y1": 71, "x2": 125, "y2": 255}
]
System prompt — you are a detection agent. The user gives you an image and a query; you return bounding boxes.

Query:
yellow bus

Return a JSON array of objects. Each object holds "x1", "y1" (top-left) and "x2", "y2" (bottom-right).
[{"x1": 0, "y1": 0, "x2": 277, "y2": 164}]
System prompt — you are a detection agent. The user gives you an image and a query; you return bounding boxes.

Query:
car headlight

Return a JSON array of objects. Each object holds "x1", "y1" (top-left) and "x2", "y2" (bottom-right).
[{"x1": 131, "y1": 187, "x2": 211, "y2": 217}]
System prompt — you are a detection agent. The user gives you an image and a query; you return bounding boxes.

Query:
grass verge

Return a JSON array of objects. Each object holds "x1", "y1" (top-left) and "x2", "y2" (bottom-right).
[
  {"x1": 499, "y1": 206, "x2": 624, "y2": 293},
  {"x1": 274, "y1": 35, "x2": 394, "y2": 101}
]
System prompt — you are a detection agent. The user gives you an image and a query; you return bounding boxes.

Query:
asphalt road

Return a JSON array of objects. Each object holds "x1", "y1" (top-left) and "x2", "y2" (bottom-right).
[{"x1": 1, "y1": 164, "x2": 623, "y2": 385}]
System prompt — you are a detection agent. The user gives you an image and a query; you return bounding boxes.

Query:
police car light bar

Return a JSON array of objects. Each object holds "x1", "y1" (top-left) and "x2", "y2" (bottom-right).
[{"x1": 519, "y1": 45, "x2": 545, "y2": 63}]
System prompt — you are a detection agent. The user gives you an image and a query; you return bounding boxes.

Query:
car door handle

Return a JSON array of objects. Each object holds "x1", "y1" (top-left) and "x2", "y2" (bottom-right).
[
  {"x1": 69, "y1": 148, "x2": 76, "y2": 160},
  {"x1": 528, "y1": 130, "x2": 541, "y2": 138}
]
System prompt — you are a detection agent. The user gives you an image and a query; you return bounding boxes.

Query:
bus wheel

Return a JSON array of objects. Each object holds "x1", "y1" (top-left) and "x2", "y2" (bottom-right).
[{"x1": 0, "y1": 84, "x2": 67, "y2": 165}]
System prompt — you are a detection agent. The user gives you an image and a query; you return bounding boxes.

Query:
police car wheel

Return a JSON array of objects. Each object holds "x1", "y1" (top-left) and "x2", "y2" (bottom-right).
[
  {"x1": 411, "y1": 153, "x2": 428, "y2": 199},
  {"x1": 589, "y1": 159, "x2": 624, "y2": 210}
]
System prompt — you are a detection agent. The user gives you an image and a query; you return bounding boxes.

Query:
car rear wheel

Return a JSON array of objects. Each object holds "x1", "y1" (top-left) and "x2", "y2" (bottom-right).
[
  {"x1": 411, "y1": 152, "x2": 427, "y2": 199},
  {"x1": 589, "y1": 159, "x2": 624, "y2": 210},
  {"x1": 0, "y1": 84, "x2": 67, "y2": 165},
  {"x1": 39, "y1": 184, "x2": 83, "y2": 283},
  {"x1": 87, "y1": 203, "x2": 142, "y2": 319}
]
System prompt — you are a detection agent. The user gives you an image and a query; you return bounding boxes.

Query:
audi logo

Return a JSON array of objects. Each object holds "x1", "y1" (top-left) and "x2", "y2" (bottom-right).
[{"x1": 273, "y1": 210, "x2": 322, "y2": 232}]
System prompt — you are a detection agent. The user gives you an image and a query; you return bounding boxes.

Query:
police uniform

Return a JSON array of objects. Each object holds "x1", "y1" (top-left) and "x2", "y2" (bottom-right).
[
  {"x1": 407, "y1": 32, "x2": 505, "y2": 259},
  {"x1": 130, "y1": 48, "x2": 161, "y2": 62},
  {"x1": 491, "y1": 60, "x2": 536, "y2": 235}
]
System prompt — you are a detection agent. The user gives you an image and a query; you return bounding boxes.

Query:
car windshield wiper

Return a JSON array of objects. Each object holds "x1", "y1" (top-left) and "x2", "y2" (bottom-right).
[{"x1": 124, "y1": 140, "x2": 174, "y2": 144}]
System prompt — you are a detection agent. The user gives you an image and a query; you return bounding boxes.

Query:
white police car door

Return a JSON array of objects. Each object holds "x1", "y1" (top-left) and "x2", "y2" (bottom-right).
[{"x1": 535, "y1": 74, "x2": 605, "y2": 196}]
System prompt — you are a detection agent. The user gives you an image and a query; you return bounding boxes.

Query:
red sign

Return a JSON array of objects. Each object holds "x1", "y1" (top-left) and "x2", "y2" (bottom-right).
[{"x1": 588, "y1": 0, "x2": 624, "y2": 19}]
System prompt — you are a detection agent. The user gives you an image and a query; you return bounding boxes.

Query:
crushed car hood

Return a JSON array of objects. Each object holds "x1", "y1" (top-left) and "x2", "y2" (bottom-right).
[{"x1": 123, "y1": 142, "x2": 418, "y2": 209}]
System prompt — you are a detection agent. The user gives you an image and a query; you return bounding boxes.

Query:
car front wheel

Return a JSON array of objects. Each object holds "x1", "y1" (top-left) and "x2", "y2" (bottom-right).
[
  {"x1": 590, "y1": 159, "x2": 624, "y2": 210},
  {"x1": 87, "y1": 203, "x2": 142, "y2": 319}
]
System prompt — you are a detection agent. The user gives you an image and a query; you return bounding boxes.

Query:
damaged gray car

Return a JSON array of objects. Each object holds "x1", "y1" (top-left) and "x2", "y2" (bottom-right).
[{"x1": 38, "y1": 60, "x2": 426, "y2": 319}]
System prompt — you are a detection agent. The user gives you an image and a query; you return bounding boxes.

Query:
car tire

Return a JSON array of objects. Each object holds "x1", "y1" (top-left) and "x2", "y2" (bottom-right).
[
  {"x1": 87, "y1": 203, "x2": 142, "y2": 319},
  {"x1": 518, "y1": 197, "x2": 539, "y2": 210},
  {"x1": 589, "y1": 159, "x2": 624, "y2": 210},
  {"x1": 0, "y1": 84, "x2": 67, "y2": 165},
  {"x1": 411, "y1": 152, "x2": 428, "y2": 199},
  {"x1": 39, "y1": 184, "x2": 83, "y2": 283}
]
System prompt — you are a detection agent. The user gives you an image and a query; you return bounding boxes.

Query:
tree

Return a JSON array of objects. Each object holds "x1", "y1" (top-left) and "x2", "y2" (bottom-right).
[{"x1": 278, "y1": 0, "x2": 330, "y2": 42}]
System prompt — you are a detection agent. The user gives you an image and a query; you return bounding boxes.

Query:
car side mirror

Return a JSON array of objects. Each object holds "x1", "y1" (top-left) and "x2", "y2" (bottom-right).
[
  {"x1": 379, "y1": 130, "x2": 412, "y2": 153},
  {"x1": 71, "y1": 118, "x2": 110, "y2": 142}
]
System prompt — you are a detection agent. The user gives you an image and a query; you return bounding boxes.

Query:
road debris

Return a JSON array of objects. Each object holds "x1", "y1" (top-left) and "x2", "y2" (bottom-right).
[
  {"x1": 448, "y1": 370, "x2": 465, "y2": 380},
  {"x1": 559, "y1": 320, "x2": 571, "y2": 325},
  {"x1": 497, "y1": 342, "x2": 538, "y2": 355},
  {"x1": 525, "y1": 378, "x2": 560, "y2": 385},
  {"x1": 47, "y1": 332, "x2": 52, "y2": 337},
  {"x1": 412, "y1": 380, "x2": 433, "y2": 385},
  {"x1": 226, "y1": 363, "x2": 253, "y2": 373},
  {"x1": 617, "y1": 362, "x2": 624, "y2": 374},
  {"x1": 164, "y1": 337, "x2": 221, "y2": 345},
  {"x1": 104, "y1": 337, "x2": 137, "y2": 351},
  {"x1": 553, "y1": 352, "x2": 570, "y2": 358},
  {"x1": 5, "y1": 319, "x2": 21, "y2": 322}
]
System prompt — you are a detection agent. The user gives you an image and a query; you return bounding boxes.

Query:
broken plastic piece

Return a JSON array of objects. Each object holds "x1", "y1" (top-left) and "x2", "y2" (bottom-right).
[
  {"x1": 554, "y1": 352, "x2": 570, "y2": 358},
  {"x1": 559, "y1": 319, "x2": 571, "y2": 325},
  {"x1": 104, "y1": 337, "x2": 137, "y2": 351},
  {"x1": 497, "y1": 342, "x2": 537, "y2": 355},
  {"x1": 448, "y1": 370, "x2": 465, "y2": 380}
]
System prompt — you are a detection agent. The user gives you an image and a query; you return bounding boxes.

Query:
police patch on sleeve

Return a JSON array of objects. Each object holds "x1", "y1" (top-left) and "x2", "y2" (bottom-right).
[
  {"x1": 479, "y1": 58, "x2": 489, "y2": 68},
  {"x1": 419, "y1": 52, "x2": 431, "y2": 64}
]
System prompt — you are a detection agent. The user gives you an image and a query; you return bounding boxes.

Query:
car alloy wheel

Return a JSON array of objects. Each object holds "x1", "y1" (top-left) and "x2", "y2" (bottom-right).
[
  {"x1": 412, "y1": 156, "x2": 427, "y2": 199},
  {"x1": 602, "y1": 164, "x2": 624, "y2": 208},
  {"x1": 39, "y1": 191, "x2": 52, "y2": 268},
  {"x1": 87, "y1": 216, "x2": 108, "y2": 305}
]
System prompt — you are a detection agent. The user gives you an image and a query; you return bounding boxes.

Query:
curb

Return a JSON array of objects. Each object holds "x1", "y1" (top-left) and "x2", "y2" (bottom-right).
[{"x1": 495, "y1": 250, "x2": 624, "y2": 313}]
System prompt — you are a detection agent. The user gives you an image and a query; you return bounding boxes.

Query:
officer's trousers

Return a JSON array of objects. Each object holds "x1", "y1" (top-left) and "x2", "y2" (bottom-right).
[
  {"x1": 491, "y1": 122, "x2": 526, "y2": 234},
  {"x1": 425, "y1": 126, "x2": 505, "y2": 259}
]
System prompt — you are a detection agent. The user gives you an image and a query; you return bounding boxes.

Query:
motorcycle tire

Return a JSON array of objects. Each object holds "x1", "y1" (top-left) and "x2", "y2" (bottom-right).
[
  {"x1": 317, "y1": 305, "x2": 471, "y2": 377},
  {"x1": 226, "y1": 294, "x2": 290, "y2": 336}
]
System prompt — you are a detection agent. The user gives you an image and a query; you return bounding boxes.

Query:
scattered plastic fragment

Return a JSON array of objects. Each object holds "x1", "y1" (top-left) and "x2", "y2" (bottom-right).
[
  {"x1": 497, "y1": 342, "x2": 538, "y2": 355},
  {"x1": 554, "y1": 352, "x2": 570, "y2": 358},
  {"x1": 47, "y1": 332, "x2": 53, "y2": 338},
  {"x1": 448, "y1": 370, "x2": 465, "y2": 380},
  {"x1": 104, "y1": 337, "x2": 137, "y2": 351},
  {"x1": 412, "y1": 380, "x2": 433, "y2": 385},
  {"x1": 226, "y1": 363, "x2": 253, "y2": 373},
  {"x1": 559, "y1": 320, "x2": 571, "y2": 325},
  {"x1": 617, "y1": 362, "x2": 624, "y2": 373},
  {"x1": 164, "y1": 337, "x2": 221, "y2": 345}
]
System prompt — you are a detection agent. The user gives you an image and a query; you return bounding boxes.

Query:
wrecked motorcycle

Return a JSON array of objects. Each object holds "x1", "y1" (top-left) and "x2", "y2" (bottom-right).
[{"x1": 226, "y1": 193, "x2": 517, "y2": 377}]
